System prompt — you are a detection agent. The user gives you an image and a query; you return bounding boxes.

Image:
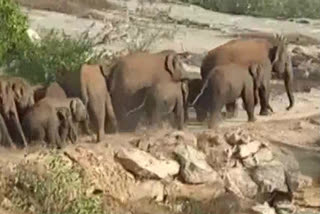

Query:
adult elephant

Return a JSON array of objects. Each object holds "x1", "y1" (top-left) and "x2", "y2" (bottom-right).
[
  {"x1": 107, "y1": 50, "x2": 190, "y2": 131},
  {"x1": 0, "y1": 79, "x2": 28, "y2": 148},
  {"x1": 200, "y1": 34, "x2": 294, "y2": 116},
  {"x1": 56, "y1": 64, "x2": 118, "y2": 142}
]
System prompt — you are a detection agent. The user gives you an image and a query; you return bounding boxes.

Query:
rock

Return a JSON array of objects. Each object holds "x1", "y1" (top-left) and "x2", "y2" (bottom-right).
[
  {"x1": 251, "y1": 202, "x2": 277, "y2": 214},
  {"x1": 273, "y1": 199, "x2": 296, "y2": 214},
  {"x1": 130, "y1": 180, "x2": 164, "y2": 202},
  {"x1": 243, "y1": 156, "x2": 257, "y2": 168},
  {"x1": 168, "y1": 131, "x2": 197, "y2": 147},
  {"x1": 225, "y1": 167, "x2": 258, "y2": 199},
  {"x1": 254, "y1": 147, "x2": 273, "y2": 164},
  {"x1": 225, "y1": 129, "x2": 252, "y2": 145},
  {"x1": 165, "y1": 180, "x2": 225, "y2": 201},
  {"x1": 115, "y1": 147, "x2": 179, "y2": 180},
  {"x1": 294, "y1": 186, "x2": 320, "y2": 208},
  {"x1": 272, "y1": 148, "x2": 300, "y2": 192},
  {"x1": 174, "y1": 144, "x2": 221, "y2": 184},
  {"x1": 251, "y1": 162, "x2": 288, "y2": 193},
  {"x1": 238, "y1": 140, "x2": 262, "y2": 158},
  {"x1": 297, "y1": 174, "x2": 313, "y2": 190},
  {"x1": 208, "y1": 192, "x2": 241, "y2": 214}
]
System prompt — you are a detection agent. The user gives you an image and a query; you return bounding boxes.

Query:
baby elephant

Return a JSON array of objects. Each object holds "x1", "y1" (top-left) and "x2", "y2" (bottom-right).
[
  {"x1": 193, "y1": 63, "x2": 263, "y2": 128},
  {"x1": 22, "y1": 100, "x2": 77, "y2": 148}
]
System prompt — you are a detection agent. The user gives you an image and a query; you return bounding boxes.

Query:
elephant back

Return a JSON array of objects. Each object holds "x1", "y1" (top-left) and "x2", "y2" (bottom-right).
[
  {"x1": 56, "y1": 70, "x2": 82, "y2": 98},
  {"x1": 201, "y1": 39, "x2": 272, "y2": 79}
]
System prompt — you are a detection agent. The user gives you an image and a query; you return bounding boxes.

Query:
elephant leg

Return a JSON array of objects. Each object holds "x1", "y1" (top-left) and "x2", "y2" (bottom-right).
[
  {"x1": 258, "y1": 86, "x2": 271, "y2": 116},
  {"x1": 105, "y1": 91, "x2": 118, "y2": 133},
  {"x1": 174, "y1": 96, "x2": 184, "y2": 130},
  {"x1": 46, "y1": 125, "x2": 60, "y2": 148},
  {"x1": 225, "y1": 101, "x2": 238, "y2": 118},
  {"x1": 242, "y1": 86, "x2": 256, "y2": 122},
  {"x1": 89, "y1": 99, "x2": 105, "y2": 142},
  {"x1": 208, "y1": 99, "x2": 223, "y2": 129}
]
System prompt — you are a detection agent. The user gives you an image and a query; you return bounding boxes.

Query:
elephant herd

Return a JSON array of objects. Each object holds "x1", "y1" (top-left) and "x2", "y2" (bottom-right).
[{"x1": 0, "y1": 34, "x2": 295, "y2": 149}]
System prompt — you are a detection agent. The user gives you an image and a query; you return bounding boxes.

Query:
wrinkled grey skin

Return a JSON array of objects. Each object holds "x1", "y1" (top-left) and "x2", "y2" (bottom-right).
[
  {"x1": 0, "y1": 113, "x2": 14, "y2": 148},
  {"x1": 42, "y1": 97, "x2": 89, "y2": 138},
  {"x1": 127, "y1": 80, "x2": 189, "y2": 130},
  {"x1": 56, "y1": 64, "x2": 118, "y2": 142},
  {"x1": 193, "y1": 63, "x2": 260, "y2": 128},
  {"x1": 0, "y1": 79, "x2": 28, "y2": 148},
  {"x1": 200, "y1": 34, "x2": 294, "y2": 117},
  {"x1": 22, "y1": 100, "x2": 77, "y2": 148},
  {"x1": 108, "y1": 50, "x2": 190, "y2": 131},
  {"x1": 34, "y1": 82, "x2": 67, "y2": 103}
]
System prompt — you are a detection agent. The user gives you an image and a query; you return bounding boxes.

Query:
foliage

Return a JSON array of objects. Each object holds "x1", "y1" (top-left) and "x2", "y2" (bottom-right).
[
  {"x1": 5, "y1": 28, "x2": 104, "y2": 84},
  {"x1": 180, "y1": 0, "x2": 320, "y2": 19},
  {"x1": 0, "y1": 0, "x2": 30, "y2": 64},
  {"x1": 5, "y1": 153, "x2": 106, "y2": 214}
]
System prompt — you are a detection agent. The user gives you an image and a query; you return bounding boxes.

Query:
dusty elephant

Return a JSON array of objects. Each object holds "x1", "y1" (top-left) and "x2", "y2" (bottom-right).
[
  {"x1": 108, "y1": 50, "x2": 191, "y2": 131},
  {"x1": 201, "y1": 34, "x2": 294, "y2": 116},
  {"x1": 56, "y1": 64, "x2": 118, "y2": 142},
  {"x1": 40, "y1": 97, "x2": 88, "y2": 139},
  {"x1": 127, "y1": 80, "x2": 189, "y2": 130},
  {"x1": 193, "y1": 63, "x2": 268, "y2": 128},
  {"x1": 34, "y1": 82, "x2": 67, "y2": 103},
  {"x1": 0, "y1": 79, "x2": 28, "y2": 148},
  {"x1": 0, "y1": 113, "x2": 15, "y2": 148},
  {"x1": 22, "y1": 100, "x2": 77, "y2": 148}
]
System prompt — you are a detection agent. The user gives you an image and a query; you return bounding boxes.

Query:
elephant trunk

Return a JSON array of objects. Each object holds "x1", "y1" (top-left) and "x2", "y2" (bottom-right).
[
  {"x1": 284, "y1": 56, "x2": 295, "y2": 111},
  {"x1": 9, "y1": 111, "x2": 28, "y2": 148}
]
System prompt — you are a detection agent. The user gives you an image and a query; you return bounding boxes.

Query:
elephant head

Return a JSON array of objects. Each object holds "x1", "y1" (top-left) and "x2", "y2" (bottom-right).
[
  {"x1": 57, "y1": 107, "x2": 77, "y2": 144},
  {"x1": 9, "y1": 77, "x2": 35, "y2": 117},
  {"x1": 0, "y1": 80, "x2": 28, "y2": 148},
  {"x1": 270, "y1": 34, "x2": 294, "y2": 110},
  {"x1": 69, "y1": 98, "x2": 88, "y2": 123},
  {"x1": 165, "y1": 51, "x2": 191, "y2": 81}
]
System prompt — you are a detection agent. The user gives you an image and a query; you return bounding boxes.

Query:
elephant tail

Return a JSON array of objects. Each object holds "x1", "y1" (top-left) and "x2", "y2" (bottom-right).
[{"x1": 191, "y1": 75, "x2": 211, "y2": 106}]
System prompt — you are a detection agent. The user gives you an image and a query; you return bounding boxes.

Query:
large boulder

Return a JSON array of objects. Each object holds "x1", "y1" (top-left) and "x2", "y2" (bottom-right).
[
  {"x1": 174, "y1": 144, "x2": 222, "y2": 184},
  {"x1": 251, "y1": 162, "x2": 288, "y2": 193},
  {"x1": 115, "y1": 147, "x2": 179, "y2": 180},
  {"x1": 225, "y1": 167, "x2": 258, "y2": 199}
]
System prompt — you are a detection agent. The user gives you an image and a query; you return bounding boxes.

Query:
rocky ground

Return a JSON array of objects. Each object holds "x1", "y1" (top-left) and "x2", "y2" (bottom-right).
[{"x1": 1, "y1": 0, "x2": 320, "y2": 213}]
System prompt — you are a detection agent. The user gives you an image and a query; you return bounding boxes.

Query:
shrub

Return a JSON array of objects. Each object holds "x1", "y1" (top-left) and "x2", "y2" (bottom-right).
[
  {"x1": 0, "y1": 0, "x2": 30, "y2": 64},
  {"x1": 5, "y1": 28, "x2": 103, "y2": 84},
  {"x1": 180, "y1": 0, "x2": 320, "y2": 19},
  {"x1": 5, "y1": 153, "x2": 106, "y2": 214}
]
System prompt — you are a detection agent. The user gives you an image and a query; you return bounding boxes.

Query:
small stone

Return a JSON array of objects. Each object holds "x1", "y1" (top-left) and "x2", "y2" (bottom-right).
[
  {"x1": 251, "y1": 202, "x2": 277, "y2": 214},
  {"x1": 254, "y1": 147, "x2": 273, "y2": 164},
  {"x1": 130, "y1": 180, "x2": 164, "y2": 202},
  {"x1": 242, "y1": 156, "x2": 257, "y2": 168},
  {"x1": 238, "y1": 140, "x2": 262, "y2": 158}
]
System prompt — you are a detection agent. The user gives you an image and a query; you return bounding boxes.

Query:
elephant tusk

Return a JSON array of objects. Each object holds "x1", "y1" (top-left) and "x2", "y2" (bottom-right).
[
  {"x1": 126, "y1": 95, "x2": 148, "y2": 117},
  {"x1": 191, "y1": 77, "x2": 210, "y2": 106}
]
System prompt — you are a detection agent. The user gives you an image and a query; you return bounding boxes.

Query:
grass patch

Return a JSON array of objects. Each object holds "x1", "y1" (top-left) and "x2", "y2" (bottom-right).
[
  {"x1": 180, "y1": 0, "x2": 320, "y2": 19},
  {"x1": 2, "y1": 152, "x2": 107, "y2": 214}
]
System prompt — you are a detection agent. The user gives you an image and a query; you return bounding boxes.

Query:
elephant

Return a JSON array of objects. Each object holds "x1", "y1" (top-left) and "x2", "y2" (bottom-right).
[
  {"x1": 22, "y1": 100, "x2": 77, "y2": 148},
  {"x1": 34, "y1": 82, "x2": 67, "y2": 103},
  {"x1": 200, "y1": 34, "x2": 294, "y2": 116},
  {"x1": 40, "y1": 97, "x2": 88, "y2": 138},
  {"x1": 56, "y1": 64, "x2": 118, "y2": 142},
  {"x1": 108, "y1": 50, "x2": 191, "y2": 131},
  {"x1": 193, "y1": 63, "x2": 268, "y2": 128},
  {"x1": 0, "y1": 113, "x2": 15, "y2": 148},
  {"x1": 126, "y1": 80, "x2": 189, "y2": 130},
  {"x1": 0, "y1": 79, "x2": 28, "y2": 148}
]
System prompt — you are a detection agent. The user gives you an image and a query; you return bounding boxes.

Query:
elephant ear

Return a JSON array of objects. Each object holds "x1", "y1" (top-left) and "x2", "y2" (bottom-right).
[
  {"x1": 165, "y1": 53, "x2": 181, "y2": 81},
  {"x1": 11, "y1": 83, "x2": 23, "y2": 100}
]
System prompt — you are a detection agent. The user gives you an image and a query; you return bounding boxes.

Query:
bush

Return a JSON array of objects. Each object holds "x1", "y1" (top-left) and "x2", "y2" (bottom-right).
[
  {"x1": 6, "y1": 29, "x2": 102, "y2": 84},
  {"x1": 5, "y1": 153, "x2": 106, "y2": 214},
  {"x1": 0, "y1": 0, "x2": 30, "y2": 64},
  {"x1": 181, "y1": 0, "x2": 320, "y2": 19}
]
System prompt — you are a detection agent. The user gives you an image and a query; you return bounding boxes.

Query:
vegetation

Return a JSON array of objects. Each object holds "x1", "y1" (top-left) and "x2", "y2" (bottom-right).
[
  {"x1": 180, "y1": 0, "x2": 320, "y2": 19},
  {"x1": 0, "y1": 0, "x2": 29, "y2": 64},
  {"x1": 3, "y1": 153, "x2": 106, "y2": 214}
]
